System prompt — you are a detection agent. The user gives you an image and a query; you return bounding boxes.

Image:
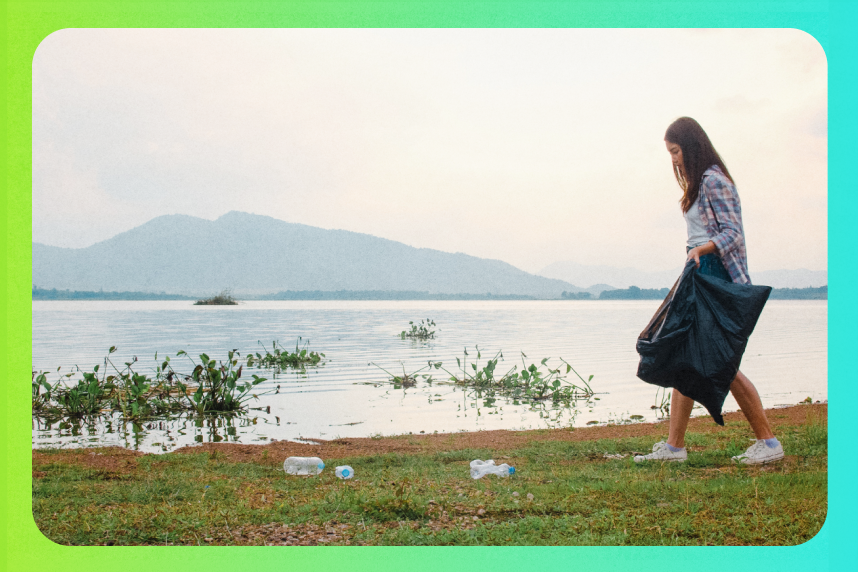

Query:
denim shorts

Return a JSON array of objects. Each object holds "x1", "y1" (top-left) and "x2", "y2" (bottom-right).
[{"x1": 687, "y1": 247, "x2": 732, "y2": 282}]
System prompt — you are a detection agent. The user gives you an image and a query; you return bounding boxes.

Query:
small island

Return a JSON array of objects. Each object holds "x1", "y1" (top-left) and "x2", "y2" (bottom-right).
[{"x1": 194, "y1": 290, "x2": 238, "y2": 305}]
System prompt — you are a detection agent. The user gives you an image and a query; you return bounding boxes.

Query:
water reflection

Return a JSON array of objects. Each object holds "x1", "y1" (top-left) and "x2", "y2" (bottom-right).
[{"x1": 33, "y1": 410, "x2": 287, "y2": 452}]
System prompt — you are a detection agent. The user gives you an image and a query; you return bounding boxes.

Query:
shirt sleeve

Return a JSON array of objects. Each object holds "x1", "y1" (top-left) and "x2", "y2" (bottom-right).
[{"x1": 702, "y1": 172, "x2": 745, "y2": 257}]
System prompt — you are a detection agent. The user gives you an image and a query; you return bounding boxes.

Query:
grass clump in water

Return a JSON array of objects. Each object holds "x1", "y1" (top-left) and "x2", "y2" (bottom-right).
[
  {"x1": 370, "y1": 347, "x2": 595, "y2": 403},
  {"x1": 400, "y1": 319, "x2": 436, "y2": 340},
  {"x1": 370, "y1": 362, "x2": 436, "y2": 388},
  {"x1": 246, "y1": 339, "x2": 325, "y2": 373},
  {"x1": 439, "y1": 347, "x2": 595, "y2": 404},
  {"x1": 32, "y1": 346, "x2": 268, "y2": 421}
]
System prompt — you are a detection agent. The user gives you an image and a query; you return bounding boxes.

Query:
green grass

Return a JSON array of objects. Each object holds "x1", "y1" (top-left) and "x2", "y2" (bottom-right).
[{"x1": 33, "y1": 414, "x2": 826, "y2": 546}]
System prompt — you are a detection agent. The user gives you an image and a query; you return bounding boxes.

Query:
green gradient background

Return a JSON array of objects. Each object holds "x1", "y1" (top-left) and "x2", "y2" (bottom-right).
[{"x1": 3, "y1": 1, "x2": 854, "y2": 570}]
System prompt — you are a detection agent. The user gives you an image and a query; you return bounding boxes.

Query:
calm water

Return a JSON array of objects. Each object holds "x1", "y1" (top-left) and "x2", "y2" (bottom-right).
[{"x1": 32, "y1": 300, "x2": 827, "y2": 453}]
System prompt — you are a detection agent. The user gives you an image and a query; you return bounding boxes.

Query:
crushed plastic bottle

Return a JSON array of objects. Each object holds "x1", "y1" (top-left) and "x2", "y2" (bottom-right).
[
  {"x1": 470, "y1": 459, "x2": 515, "y2": 479},
  {"x1": 335, "y1": 465, "x2": 354, "y2": 479},
  {"x1": 283, "y1": 456, "x2": 325, "y2": 476}
]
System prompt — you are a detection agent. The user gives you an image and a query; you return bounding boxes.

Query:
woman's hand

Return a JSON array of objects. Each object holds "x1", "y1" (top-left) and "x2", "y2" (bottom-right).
[{"x1": 687, "y1": 241, "x2": 717, "y2": 268}]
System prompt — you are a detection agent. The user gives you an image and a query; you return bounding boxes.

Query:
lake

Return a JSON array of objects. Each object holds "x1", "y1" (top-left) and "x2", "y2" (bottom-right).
[{"x1": 32, "y1": 300, "x2": 827, "y2": 453}]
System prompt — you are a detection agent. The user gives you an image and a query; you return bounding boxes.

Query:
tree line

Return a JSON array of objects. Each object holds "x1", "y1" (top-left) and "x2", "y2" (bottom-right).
[
  {"x1": 33, "y1": 285, "x2": 828, "y2": 301},
  {"x1": 563, "y1": 285, "x2": 827, "y2": 300}
]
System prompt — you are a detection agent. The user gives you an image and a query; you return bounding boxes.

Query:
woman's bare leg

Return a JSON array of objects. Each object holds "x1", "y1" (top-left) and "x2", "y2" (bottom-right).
[
  {"x1": 667, "y1": 389, "x2": 694, "y2": 448},
  {"x1": 730, "y1": 370, "x2": 775, "y2": 440}
]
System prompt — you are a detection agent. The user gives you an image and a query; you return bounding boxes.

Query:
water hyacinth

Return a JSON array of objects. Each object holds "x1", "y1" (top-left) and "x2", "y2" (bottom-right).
[
  {"x1": 371, "y1": 345, "x2": 596, "y2": 406},
  {"x1": 246, "y1": 338, "x2": 324, "y2": 373},
  {"x1": 400, "y1": 319, "x2": 436, "y2": 341},
  {"x1": 32, "y1": 346, "x2": 271, "y2": 422},
  {"x1": 436, "y1": 347, "x2": 595, "y2": 404}
]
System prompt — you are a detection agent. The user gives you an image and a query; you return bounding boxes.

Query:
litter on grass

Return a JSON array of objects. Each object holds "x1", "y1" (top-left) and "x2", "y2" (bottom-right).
[{"x1": 470, "y1": 459, "x2": 515, "y2": 479}]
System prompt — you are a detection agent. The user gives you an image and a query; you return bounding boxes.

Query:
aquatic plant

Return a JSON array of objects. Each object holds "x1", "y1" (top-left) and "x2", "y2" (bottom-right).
[
  {"x1": 368, "y1": 346, "x2": 595, "y2": 405},
  {"x1": 33, "y1": 347, "x2": 269, "y2": 421},
  {"x1": 370, "y1": 362, "x2": 435, "y2": 388},
  {"x1": 246, "y1": 339, "x2": 324, "y2": 372},
  {"x1": 31, "y1": 371, "x2": 58, "y2": 413},
  {"x1": 53, "y1": 365, "x2": 113, "y2": 418},
  {"x1": 438, "y1": 347, "x2": 595, "y2": 404},
  {"x1": 33, "y1": 362, "x2": 123, "y2": 420},
  {"x1": 106, "y1": 349, "x2": 188, "y2": 418},
  {"x1": 442, "y1": 346, "x2": 510, "y2": 387},
  {"x1": 400, "y1": 319, "x2": 436, "y2": 340},
  {"x1": 173, "y1": 350, "x2": 267, "y2": 413},
  {"x1": 652, "y1": 386, "x2": 671, "y2": 414},
  {"x1": 35, "y1": 347, "x2": 190, "y2": 421},
  {"x1": 194, "y1": 290, "x2": 238, "y2": 305}
]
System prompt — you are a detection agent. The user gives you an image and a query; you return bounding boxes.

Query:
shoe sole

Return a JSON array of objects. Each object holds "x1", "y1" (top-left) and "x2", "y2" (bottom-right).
[{"x1": 732, "y1": 454, "x2": 784, "y2": 465}]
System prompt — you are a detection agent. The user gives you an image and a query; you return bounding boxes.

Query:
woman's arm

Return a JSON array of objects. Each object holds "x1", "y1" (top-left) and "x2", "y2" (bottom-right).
[
  {"x1": 702, "y1": 171, "x2": 745, "y2": 258},
  {"x1": 687, "y1": 240, "x2": 716, "y2": 268}
]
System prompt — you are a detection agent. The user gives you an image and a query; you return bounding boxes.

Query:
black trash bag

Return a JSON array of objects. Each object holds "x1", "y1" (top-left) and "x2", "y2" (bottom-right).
[{"x1": 636, "y1": 260, "x2": 772, "y2": 425}]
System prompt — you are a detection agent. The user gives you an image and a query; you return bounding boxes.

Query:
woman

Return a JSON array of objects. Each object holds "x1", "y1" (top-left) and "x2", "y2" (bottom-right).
[{"x1": 634, "y1": 117, "x2": 783, "y2": 465}]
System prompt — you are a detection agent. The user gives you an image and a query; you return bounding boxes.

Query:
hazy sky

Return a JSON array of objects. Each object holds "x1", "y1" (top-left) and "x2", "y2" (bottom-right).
[{"x1": 32, "y1": 28, "x2": 826, "y2": 273}]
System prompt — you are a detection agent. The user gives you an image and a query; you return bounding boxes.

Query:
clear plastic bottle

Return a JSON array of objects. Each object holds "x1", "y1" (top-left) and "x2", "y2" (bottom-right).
[
  {"x1": 335, "y1": 465, "x2": 354, "y2": 479},
  {"x1": 283, "y1": 456, "x2": 325, "y2": 475},
  {"x1": 470, "y1": 459, "x2": 496, "y2": 471},
  {"x1": 470, "y1": 459, "x2": 515, "y2": 479}
]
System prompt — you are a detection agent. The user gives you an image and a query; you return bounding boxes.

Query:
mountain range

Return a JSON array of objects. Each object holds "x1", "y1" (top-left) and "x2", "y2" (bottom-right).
[
  {"x1": 32, "y1": 212, "x2": 592, "y2": 298},
  {"x1": 32, "y1": 211, "x2": 827, "y2": 297}
]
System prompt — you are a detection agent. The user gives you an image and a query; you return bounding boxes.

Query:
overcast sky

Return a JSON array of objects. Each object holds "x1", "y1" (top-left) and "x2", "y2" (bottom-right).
[{"x1": 32, "y1": 28, "x2": 826, "y2": 273}]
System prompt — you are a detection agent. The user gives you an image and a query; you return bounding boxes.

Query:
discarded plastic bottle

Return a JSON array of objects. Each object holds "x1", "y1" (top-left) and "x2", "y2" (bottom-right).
[
  {"x1": 335, "y1": 465, "x2": 354, "y2": 479},
  {"x1": 470, "y1": 459, "x2": 515, "y2": 479},
  {"x1": 283, "y1": 456, "x2": 325, "y2": 476}
]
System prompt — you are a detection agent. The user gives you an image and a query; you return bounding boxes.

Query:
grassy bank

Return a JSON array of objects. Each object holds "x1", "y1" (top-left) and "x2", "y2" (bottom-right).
[{"x1": 32, "y1": 404, "x2": 826, "y2": 546}]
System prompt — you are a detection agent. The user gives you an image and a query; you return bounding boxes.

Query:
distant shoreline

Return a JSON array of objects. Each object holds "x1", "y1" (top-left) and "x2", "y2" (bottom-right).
[{"x1": 32, "y1": 286, "x2": 828, "y2": 301}]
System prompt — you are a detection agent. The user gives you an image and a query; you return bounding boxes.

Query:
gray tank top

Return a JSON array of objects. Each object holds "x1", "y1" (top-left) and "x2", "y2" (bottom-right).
[{"x1": 684, "y1": 196, "x2": 709, "y2": 248}]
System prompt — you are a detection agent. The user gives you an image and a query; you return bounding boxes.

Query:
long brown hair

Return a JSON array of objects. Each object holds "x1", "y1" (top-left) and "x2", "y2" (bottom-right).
[{"x1": 665, "y1": 117, "x2": 734, "y2": 213}]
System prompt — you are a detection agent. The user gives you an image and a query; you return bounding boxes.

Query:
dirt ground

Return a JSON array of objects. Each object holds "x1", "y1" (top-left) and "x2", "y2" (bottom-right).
[{"x1": 32, "y1": 403, "x2": 826, "y2": 475}]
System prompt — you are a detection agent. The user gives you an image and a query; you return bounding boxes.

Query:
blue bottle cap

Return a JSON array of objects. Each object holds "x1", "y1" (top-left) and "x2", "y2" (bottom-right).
[
  {"x1": 508, "y1": 467, "x2": 515, "y2": 474},
  {"x1": 342, "y1": 469, "x2": 350, "y2": 477},
  {"x1": 318, "y1": 463, "x2": 325, "y2": 470}
]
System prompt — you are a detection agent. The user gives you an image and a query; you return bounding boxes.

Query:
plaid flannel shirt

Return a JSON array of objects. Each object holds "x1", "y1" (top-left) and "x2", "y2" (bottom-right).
[{"x1": 696, "y1": 165, "x2": 751, "y2": 284}]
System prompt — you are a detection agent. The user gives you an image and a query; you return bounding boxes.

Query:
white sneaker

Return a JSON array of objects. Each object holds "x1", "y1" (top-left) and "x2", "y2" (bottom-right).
[
  {"x1": 633, "y1": 441, "x2": 687, "y2": 463},
  {"x1": 731, "y1": 440, "x2": 784, "y2": 465}
]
